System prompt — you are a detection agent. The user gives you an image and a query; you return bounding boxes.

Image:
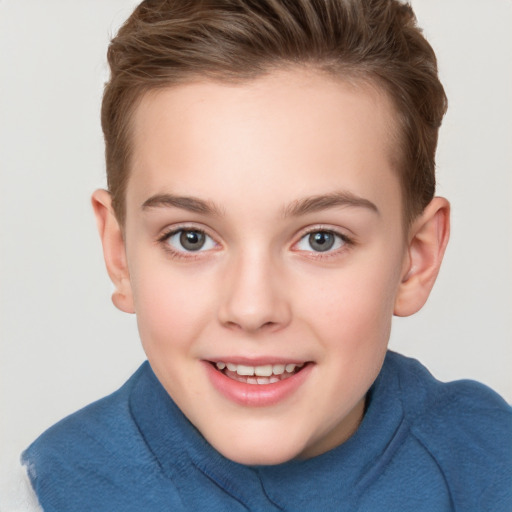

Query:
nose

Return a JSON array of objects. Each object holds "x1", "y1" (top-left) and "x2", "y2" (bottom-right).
[{"x1": 217, "y1": 249, "x2": 291, "y2": 333}]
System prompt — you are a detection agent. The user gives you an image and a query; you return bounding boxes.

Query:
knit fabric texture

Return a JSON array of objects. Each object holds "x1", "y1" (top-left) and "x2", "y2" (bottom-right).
[{"x1": 22, "y1": 351, "x2": 512, "y2": 511}]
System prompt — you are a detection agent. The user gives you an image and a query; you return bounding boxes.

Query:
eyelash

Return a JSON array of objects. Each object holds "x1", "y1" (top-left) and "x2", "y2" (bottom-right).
[
  {"x1": 156, "y1": 225, "x2": 354, "y2": 261},
  {"x1": 157, "y1": 225, "x2": 218, "y2": 260},
  {"x1": 293, "y1": 227, "x2": 354, "y2": 260}
]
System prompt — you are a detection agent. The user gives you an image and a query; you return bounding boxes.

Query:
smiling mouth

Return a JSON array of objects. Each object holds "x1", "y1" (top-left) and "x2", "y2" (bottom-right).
[{"x1": 211, "y1": 361, "x2": 307, "y2": 385}]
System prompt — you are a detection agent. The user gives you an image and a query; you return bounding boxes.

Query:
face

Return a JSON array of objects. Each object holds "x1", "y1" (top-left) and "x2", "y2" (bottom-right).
[{"x1": 121, "y1": 69, "x2": 409, "y2": 464}]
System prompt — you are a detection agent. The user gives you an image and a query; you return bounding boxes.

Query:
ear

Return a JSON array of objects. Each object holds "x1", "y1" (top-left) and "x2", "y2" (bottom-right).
[
  {"x1": 394, "y1": 197, "x2": 450, "y2": 317},
  {"x1": 91, "y1": 189, "x2": 135, "y2": 314}
]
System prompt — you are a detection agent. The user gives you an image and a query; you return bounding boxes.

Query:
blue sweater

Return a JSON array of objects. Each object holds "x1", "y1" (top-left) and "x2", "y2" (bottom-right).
[{"x1": 22, "y1": 352, "x2": 512, "y2": 511}]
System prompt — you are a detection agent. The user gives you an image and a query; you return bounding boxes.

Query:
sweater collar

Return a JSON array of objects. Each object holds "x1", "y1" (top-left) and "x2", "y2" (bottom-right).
[{"x1": 129, "y1": 352, "x2": 406, "y2": 508}]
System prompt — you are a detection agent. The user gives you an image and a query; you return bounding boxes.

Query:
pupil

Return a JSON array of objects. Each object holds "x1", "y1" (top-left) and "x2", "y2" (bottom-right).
[
  {"x1": 309, "y1": 231, "x2": 334, "y2": 252},
  {"x1": 180, "y1": 230, "x2": 205, "y2": 251}
]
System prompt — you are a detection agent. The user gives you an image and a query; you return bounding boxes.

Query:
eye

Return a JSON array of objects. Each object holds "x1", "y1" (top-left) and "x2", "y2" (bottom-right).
[
  {"x1": 295, "y1": 230, "x2": 347, "y2": 253},
  {"x1": 164, "y1": 229, "x2": 217, "y2": 252}
]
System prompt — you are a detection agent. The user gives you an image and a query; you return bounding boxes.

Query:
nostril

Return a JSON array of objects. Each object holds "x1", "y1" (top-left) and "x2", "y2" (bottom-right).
[
  {"x1": 224, "y1": 320, "x2": 243, "y2": 330},
  {"x1": 221, "y1": 319, "x2": 282, "y2": 335}
]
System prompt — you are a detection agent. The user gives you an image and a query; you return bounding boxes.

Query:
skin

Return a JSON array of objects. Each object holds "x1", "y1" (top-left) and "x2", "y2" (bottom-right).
[{"x1": 93, "y1": 69, "x2": 449, "y2": 465}]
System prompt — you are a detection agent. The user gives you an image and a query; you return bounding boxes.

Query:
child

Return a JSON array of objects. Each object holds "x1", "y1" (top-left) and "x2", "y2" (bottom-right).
[{"x1": 16, "y1": 0, "x2": 512, "y2": 510}]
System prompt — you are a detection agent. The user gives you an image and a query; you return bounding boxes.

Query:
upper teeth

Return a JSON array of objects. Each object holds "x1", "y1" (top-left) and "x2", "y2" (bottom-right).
[{"x1": 216, "y1": 362, "x2": 303, "y2": 376}]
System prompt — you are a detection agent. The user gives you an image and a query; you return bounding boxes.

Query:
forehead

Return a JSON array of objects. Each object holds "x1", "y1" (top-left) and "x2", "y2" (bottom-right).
[{"x1": 127, "y1": 69, "x2": 402, "y2": 220}]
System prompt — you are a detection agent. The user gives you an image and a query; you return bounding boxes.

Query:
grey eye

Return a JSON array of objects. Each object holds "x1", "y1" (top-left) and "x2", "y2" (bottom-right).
[
  {"x1": 296, "y1": 230, "x2": 345, "y2": 253},
  {"x1": 308, "y1": 231, "x2": 334, "y2": 252},
  {"x1": 166, "y1": 229, "x2": 216, "y2": 252},
  {"x1": 180, "y1": 230, "x2": 205, "y2": 251}
]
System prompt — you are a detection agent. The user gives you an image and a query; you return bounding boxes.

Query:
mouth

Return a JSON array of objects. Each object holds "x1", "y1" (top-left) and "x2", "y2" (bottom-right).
[
  {"x1": 211, "y1": 361, "x2": 306, "y2": 385},
  {"x1": 205, "y1": 359, "x2": 312, "y2": 406}
]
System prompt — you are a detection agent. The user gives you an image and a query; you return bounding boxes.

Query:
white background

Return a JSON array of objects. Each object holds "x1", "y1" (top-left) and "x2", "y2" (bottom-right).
[{"x1": 1, "y1": 0, "x2": 511, "y2": 464}]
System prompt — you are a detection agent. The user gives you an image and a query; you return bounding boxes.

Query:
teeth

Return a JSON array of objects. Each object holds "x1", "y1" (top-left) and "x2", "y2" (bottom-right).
[
  {"x1": 237, "y1": 365, "x2": 254, "y2": 376},
  {"x1": 254, "y1": 365, "x2": 273, "y2": 377},
  {"x1": 272, "y1": 364, "x2": 285, "y2": 375},
  {"x1": 215, "y1": 361, "x2": 304, "y2": 377}
]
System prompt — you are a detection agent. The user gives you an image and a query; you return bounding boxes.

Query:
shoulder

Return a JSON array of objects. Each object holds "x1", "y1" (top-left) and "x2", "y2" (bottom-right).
[
  {"x1": 387, "y1": 351, "x2": 512, "y2": 511},
  {"x1": 21, "y1": 363, "x2": 163, "y2": 508},
  {"x1": 23, "y1": 363, "x2": 148, "y2": 464},
  {"x1": 386, "y1": 351, "x2": 512, "y2": 434}
]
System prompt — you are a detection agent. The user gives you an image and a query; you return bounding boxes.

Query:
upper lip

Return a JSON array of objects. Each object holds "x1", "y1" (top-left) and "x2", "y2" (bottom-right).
[{"x1": 205, "y1": 357, "x2": 309, "y2": 366}]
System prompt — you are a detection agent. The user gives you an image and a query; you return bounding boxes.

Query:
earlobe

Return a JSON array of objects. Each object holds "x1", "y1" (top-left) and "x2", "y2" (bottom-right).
[
  {"x1": 91, "y1": 189, "x2": 135, "y2": 314},
  {"x1": 394, "y1": 197, "x2": 450, "y2": 317}
]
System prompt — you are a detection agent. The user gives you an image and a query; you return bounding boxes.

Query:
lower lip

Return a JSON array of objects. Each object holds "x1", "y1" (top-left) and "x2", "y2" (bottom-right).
[{"x1": 204, "y1": 361, "x2": 313, "y2": 407}]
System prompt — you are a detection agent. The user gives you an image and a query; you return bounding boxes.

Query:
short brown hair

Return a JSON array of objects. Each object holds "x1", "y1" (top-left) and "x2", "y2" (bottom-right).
[{"x1": 102, "y1": 0, "x2": 447, "y2": 226}]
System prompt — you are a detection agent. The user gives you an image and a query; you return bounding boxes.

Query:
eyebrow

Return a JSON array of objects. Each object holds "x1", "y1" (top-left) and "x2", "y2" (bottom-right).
[
  {"x1": 141, "y1": 190, "x2": 379, "y2": 218},
  {"x1": 282, "y1": 191, "x2": 380, "y2": 217},
  {"x1": 142, "y1": 194, "x2": 223, "y2": 216}
]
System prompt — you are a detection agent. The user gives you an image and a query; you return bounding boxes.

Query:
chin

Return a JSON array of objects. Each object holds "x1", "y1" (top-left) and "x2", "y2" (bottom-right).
[{"x1": 212, "y1": 437, "x2": 303, "y2": 466}]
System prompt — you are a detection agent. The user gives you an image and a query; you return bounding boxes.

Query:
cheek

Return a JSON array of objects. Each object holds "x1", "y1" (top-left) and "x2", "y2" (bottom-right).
[
  {"x1": 297, "y1": 258, "x2": 401, "y2": 350},
  {"x1": 130, "y1": 259, "x2": 215, "y2": 352}
]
